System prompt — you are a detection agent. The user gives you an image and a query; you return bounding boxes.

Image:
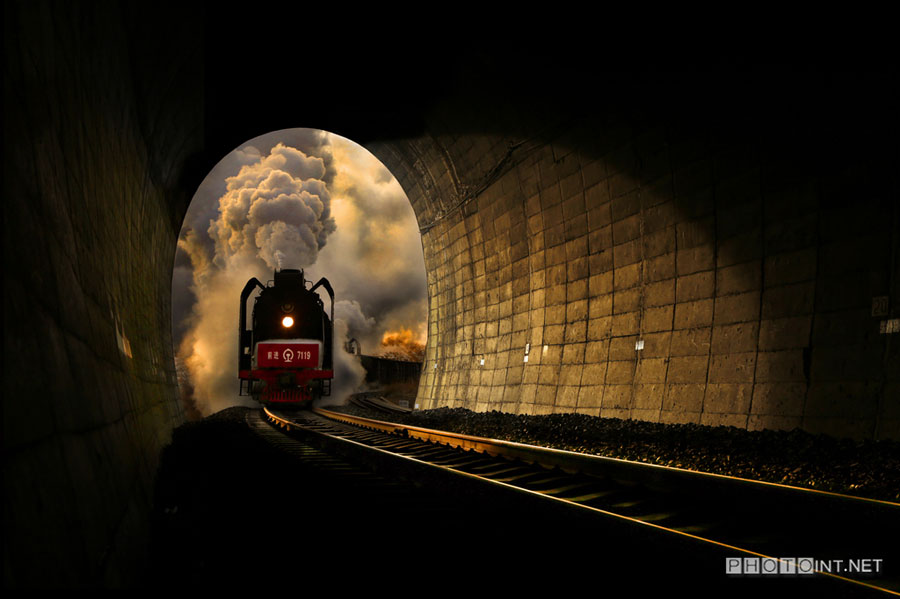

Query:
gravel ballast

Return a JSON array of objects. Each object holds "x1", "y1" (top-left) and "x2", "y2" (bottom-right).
[{"x1": 330, "y1": 403, "x2": 900, "y2": 502}]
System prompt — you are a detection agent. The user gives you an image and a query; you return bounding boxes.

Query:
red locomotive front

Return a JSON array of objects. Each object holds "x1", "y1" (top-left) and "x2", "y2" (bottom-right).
[{"x1": 238, "y1": 269, "x2": 334, "y2": 407}]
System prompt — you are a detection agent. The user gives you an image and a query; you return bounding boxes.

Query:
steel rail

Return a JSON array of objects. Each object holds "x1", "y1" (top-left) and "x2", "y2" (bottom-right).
[
  {"x1": 264, "y1": 407, "x2": 899, "y2": 595},
  {"x1": 312, "y1": 407, "x2": 899, "y2": 509},
  {"x1": 302, "y1": 408, "x2": 900, "y2": 596}
]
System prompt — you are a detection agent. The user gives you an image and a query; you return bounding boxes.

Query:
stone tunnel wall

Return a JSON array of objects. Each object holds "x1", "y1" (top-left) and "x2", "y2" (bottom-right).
[
  {"x1": 3, "y1": 4, "x2": 897, "y2": 588},
  {"x1": 372, "y1": 78, "x2": 899, "y2": 441},
  {"x1": 3, "y1": 2, "x2": 202, "y2": 586}
]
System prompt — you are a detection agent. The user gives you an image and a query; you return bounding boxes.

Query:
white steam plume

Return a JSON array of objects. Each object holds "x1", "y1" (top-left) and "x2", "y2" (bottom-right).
[
  {"x1": 316, "y1": 318, "x2": 367, "y2": 407},
  {"x1": 209, "y1": 143, "x2": 335, "y2": 270},
  {"x1": 178, "y1": 142, "x2": 337, "y2": 416}
]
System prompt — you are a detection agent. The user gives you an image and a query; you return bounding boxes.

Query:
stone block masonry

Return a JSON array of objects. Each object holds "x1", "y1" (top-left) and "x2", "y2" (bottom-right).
[
  {"x1": 373, "y1": 94, "x2": 899, "y2": 442},
  {"x1": 4, "y1": 2, "x2": 202, "y2": 586}
]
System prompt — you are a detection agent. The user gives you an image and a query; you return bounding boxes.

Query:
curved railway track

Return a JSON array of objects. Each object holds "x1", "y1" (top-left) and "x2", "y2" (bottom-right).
[{"x1": 262, "y1": 405, "x2": 899, "y2": 595}]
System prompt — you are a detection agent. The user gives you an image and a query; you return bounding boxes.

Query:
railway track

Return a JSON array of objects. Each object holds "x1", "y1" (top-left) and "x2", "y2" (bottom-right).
[
  {"x1": 243, "y1": 408, "x2": 479, "y2": 524},
  {"x1": 263, "y1": 405, "x2": 899, "y2": 595}
]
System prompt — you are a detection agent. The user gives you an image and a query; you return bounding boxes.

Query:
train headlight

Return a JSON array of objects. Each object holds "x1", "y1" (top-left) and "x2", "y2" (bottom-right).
[{"x1": 282, "y1": 316, "x2": 294, "y2": 328}]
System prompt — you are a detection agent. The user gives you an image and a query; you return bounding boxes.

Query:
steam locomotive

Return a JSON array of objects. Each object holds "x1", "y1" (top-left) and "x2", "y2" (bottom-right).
[{"x1": 238, "y1": 268, "x2": 334, "y2": 407}]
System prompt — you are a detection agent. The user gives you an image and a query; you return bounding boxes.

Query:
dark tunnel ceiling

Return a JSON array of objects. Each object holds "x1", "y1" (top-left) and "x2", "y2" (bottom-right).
[
  {"x1": 198, "y1": 42, "x2": 895, "y2": 189},
  {"x1": 137, "y1": 0, "x2": 897, "y2": 209},
  {"x1": 203, "y1": 47, "x2": 884, "y2": 147}
]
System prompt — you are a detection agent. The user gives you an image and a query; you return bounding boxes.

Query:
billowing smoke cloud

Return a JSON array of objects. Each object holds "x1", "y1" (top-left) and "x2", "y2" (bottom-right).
[
  {"x1": 318, "y1": 319, "x2": 368, "y2": 408},
  {"x1": 335, "y1": 299, "x2": 377, "y2": 344},
  {"x1": 173, "y1": 129, "x2": 426, "y2": 417},
  {"x1": 209, "y1": 143, "x2": 335, "y2": 269},
  {"x1": 304, "y1": 135, "x2": 428, "y2": 353}
]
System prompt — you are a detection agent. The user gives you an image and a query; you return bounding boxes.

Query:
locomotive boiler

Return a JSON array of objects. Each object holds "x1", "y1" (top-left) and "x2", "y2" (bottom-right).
[{"x1": 238, "y1": 268, "x2": 334, "y2": 406}]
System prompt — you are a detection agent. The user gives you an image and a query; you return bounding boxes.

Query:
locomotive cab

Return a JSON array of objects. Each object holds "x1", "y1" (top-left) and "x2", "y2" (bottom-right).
[{"x1": 238, "y1": 269, "x2": 334, "y2": 407}]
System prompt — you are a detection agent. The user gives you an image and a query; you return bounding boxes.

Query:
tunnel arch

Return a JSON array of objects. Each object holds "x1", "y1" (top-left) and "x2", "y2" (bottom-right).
[{"x1": 4, "y1": 1, "x2": 897, "y2": 587}]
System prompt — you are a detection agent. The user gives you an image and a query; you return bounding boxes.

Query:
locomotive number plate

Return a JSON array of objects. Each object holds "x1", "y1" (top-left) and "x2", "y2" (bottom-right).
[{"x1": 257, "y1": 342, "x2": 320, "y2": 368}]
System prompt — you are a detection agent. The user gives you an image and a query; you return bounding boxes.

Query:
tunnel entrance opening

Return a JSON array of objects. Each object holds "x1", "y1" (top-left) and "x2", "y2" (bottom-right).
[{"x1": 171, "y1": 128, "x2": 427, "y2": 420}]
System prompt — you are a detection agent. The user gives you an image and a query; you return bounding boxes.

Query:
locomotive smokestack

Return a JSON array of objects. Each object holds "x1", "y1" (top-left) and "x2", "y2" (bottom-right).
[{"x1": 274, "y1": 268, "x2": 305, "y2": 288}]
